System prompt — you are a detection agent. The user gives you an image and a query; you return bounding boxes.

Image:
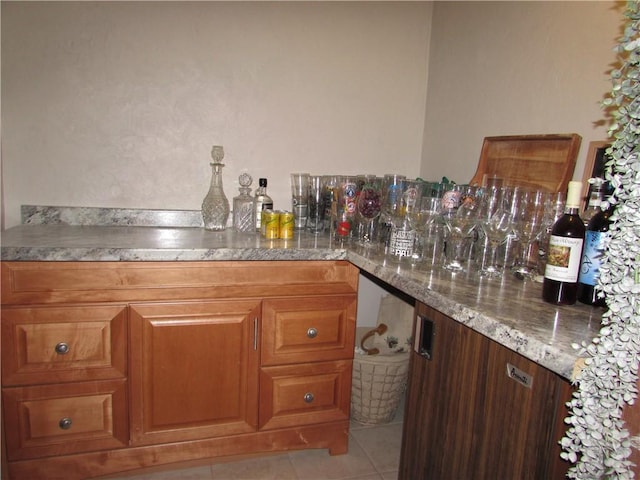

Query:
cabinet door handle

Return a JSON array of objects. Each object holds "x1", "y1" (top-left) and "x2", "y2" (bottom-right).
[
  {"x1": 414, "y1": 315, "x2": 434, "y2": 360},
  {"x1": 59, "y1": 417, "x2": 73, "y2": 430},
  {"x1": 306, "y1": 327, "x2": 318, "y2": 339},
  {"x1": 55, "y1": 342, "x2": 70, "y2": 355},
  {"x1": 303, "y1": 392, "x2": 315, "y2": 403},
  {"x1": 253, "y1": 317, "x2": 258, "y2": 351}
]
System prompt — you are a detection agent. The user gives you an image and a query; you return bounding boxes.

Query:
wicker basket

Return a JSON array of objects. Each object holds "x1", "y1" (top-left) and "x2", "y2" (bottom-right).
[{"x1": 351, "y1": 328, "x2": 410, "y2": 425}]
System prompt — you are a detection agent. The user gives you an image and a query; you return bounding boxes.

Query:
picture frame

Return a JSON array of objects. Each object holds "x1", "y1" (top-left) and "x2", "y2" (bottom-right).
[{"x1": 581, "y1": 140, "x2": 612, "y2": 210}]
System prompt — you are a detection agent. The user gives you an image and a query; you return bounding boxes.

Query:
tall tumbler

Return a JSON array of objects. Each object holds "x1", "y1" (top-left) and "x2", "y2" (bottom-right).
[
  {"x1": 307, "y1": 175, "x2": 325, "y2": 233},
  {"x1": 291, "y1": 173, "x2": 310, "y2": 230},
  {"x1": 379, "y1": 174, "x2": 406, "y2": 252},
  {"x1": 332, "y1": 175, "x2": 358, "y2": 243}
]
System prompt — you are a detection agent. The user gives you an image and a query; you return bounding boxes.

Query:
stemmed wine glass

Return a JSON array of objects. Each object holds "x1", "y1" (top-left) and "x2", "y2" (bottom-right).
[
  {"x1": 476, "y1": 186, "x2": 514, "y2": 277},
  {"x1": 356, "y1": 179, "x2": 383, "y2": 248},
  {"x1": 441, "y1": 192, "x2": 479, "y2": 272},
  {"x1": 512, "y1": 189, "x2": 549, "y2": 279}
]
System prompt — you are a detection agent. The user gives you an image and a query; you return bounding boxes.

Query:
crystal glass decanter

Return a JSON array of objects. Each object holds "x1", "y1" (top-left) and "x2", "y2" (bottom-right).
[
  {"x1": 201, "y1": 145, "x2": 230, "y2": 231},
  {"x1": 233, "y1": 173, "x2": 255, "y2": 233}
]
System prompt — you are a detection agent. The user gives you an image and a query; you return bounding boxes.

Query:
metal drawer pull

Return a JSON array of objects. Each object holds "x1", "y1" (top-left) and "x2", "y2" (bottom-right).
[
  {"x1": 303, "y1": 392, "x2": 315, "y2": 403},
  {"x1": 306, "y1": 327, "x2": 318, "y2": 339},
  {"x1": 59, "y1": 417, "x2": 73, "y2": 430},
  {"x1": 55, "y1": 342, "x2": 70, "y2": 355}
]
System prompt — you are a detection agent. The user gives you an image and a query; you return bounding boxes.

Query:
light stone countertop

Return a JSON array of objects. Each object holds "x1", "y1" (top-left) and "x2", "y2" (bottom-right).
[{"x1": 1, "y1": 205, "x2": 603, "y2": 381}]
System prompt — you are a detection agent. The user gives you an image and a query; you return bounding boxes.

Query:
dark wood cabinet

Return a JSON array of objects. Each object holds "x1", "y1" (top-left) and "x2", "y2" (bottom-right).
[{"x1": 399, "y1": 302, "x2": 572, "y2": 480}]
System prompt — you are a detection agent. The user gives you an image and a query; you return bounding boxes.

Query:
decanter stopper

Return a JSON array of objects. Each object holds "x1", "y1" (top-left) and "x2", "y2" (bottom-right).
[{"x1": 201, "y1": 145, "x2": 230, "y2": 231}]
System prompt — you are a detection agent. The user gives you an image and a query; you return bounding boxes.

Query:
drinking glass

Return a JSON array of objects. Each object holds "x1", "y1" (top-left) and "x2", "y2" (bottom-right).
[
  {"x1": 290, "y1": 173, "x2": 310, "y2": 230},
  {"x1": 379, "y1": 174, "x2": 406, "y2": 251},
  {"x1": 356, "y1": 178, "x2": 383, "y2": 248},
  {"x1": 331, "y1": 175, "x2": 357, "y2": 242},
  {"x1": 512, "y1": 189, "x2": 549, "y2": 279},
  {"x1": 386, "y1": 179, "x2": 424, "y2": 263},
  {"x1": 410, "y1": 196, "x2": 444, "y2": 267},
  {"x1": 476, "y1": 186, "x2": 514, "y2": 277},
  {"x1": 306, "y1": 175, "x2": 326, "y2": 233},
  {"x1": 442, "y1": 193, "x2": 479, "y2": 272}
]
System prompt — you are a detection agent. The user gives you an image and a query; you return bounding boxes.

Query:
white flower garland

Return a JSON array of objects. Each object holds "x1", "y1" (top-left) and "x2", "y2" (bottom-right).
[{"x1": 561, "y1": 2, "x2": 640, "y2": 478}]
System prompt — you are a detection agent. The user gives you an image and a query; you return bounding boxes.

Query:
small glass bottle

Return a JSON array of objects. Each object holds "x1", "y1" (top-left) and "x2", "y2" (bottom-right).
[
  {"x1": 233, "y1": 173, "x2": 255, "y2": 233},
  {"x1": 201, "y1": 145, "x2": 230, "y2": 231},
  {"x1": 254, "y1": 178, "x2": 274, "y2": 232},
  {"x1": 542, "y1": 181, "x2": 585, "y2": 305}
]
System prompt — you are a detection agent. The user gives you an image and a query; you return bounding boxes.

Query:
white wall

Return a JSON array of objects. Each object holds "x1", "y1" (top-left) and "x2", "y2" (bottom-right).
[
  {"x1": 421, "y1": 1, "x2": 622, "y2": 184},
  {"x1": 0, "y1": 1, "x2": 432, "y2": 229}
]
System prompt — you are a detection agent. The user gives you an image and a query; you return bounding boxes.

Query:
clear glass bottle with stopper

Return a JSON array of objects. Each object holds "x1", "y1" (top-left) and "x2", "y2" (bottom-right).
[
  {"x1": 201, "y1": 145, "x2": 230, "y2": 231},
  {"x1": 233, "y1": 173, "x2": 255, "y2": 233}
]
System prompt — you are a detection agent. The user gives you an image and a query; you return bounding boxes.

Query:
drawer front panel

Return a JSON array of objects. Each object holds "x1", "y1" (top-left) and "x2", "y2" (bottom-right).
[
  {"x1": 259, "y1": 360, "x2": 352, "y2": 430},
  {"x1": 1, "y1": 305, "x2": 127, "y2": 386},
  {"x1": 1, "y1": 261, "x2": 359, "y2": 304},
  {"x1": 2, "y1": 379, "x2": 129, "y2": 460},
  {"x1": 262, "y1": 296, "x2": 356, "y2": 366}
]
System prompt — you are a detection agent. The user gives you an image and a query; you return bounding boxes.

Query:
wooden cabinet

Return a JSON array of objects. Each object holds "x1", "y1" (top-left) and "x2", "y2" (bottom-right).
[
  {"x1": 399, "y1": 302, "x2": 572, "y2": 480},
  {"x1": 1, "y1": 260, "x2": 358, "y2": 479}
]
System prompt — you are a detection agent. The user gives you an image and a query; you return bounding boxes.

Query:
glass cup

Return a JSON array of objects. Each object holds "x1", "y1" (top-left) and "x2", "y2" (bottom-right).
[
  {"x1": 306, "y1": 175, "x2": 325, "y2": 233},
  {"x1": 410, "y1": 196, "x2": 444, "y2": 267},
  {"x1": 331, "y1": 175, "x2": 358, "y2": 242},
  {"x1": 290, "y1": 173, "x2": 310, "y2": 230},
  {"x1": 356, "y1": 177, "x2": 383, "y2": 248},
  {"x1": 511, "y1": 189, "x2": 550, "y2": 279},
  {"x1": 321, "y1": 175, "x2": 340, "y2": 233},
  {"x1": 379, "y1": 174, "x2": 406, "y2": 251},
  {"x1": 386, "y1": 179, "x2": 424, "y2": 264}
]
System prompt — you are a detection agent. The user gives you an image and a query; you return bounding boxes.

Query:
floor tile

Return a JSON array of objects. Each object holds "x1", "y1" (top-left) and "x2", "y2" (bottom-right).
[
  {"x1": 287, "y1": 440, "x2": 378, "y2": 480},
  {"x1": 209, "y1": 454, "x2": 297, "y2": 479},
  {"x1": 350, "y1": 423, "x2": 403, "y2": 473}
]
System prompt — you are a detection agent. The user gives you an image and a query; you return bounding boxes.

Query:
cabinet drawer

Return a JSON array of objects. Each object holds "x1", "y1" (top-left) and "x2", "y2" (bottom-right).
[
  {"x1": 259, "y1": 360, "x2": 352, "y2": 430},
  {"x1": 1, "y1": 305, "x2": 127, "y2": 386},
  {"x1": 2, "y1": 379, "x2": 129, "y2": 460},
  {"x1": 262, "y1": 296, "x2": 356, "y2": 366}
]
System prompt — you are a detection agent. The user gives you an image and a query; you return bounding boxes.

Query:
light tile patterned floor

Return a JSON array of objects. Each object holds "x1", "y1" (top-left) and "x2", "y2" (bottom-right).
[{"x1": 102, "y1": 400, "x2": 404, "y2": 480}]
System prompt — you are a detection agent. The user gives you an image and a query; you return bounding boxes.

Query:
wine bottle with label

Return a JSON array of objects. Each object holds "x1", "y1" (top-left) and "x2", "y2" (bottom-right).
[
  {"x1": 577, "y1": 197, "x2": 614, "y2": 306},
  {"x1": 542, "y1": 181, "x2": 586, "y2": 305}
]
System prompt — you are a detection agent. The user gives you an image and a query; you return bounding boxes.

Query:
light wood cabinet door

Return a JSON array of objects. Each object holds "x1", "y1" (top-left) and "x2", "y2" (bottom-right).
[
  {"x1": 129, "y1": 300, "x2": 261, "y2": 446},
  {"x1": 2, "y1": 379, "x2": 128, "y2": 460},
  {"x1": 399, "y1": 302, "x2": 570, "y2": 480},
  {"x1": 261, "y1": 295, "x2": 356, "y2": 366},
  {"x1": 1, "y1": 305, "x2": 127, "y2": 386}
]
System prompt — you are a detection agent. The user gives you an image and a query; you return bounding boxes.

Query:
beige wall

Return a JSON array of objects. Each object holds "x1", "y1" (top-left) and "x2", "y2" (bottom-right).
[
  {"x1": 422, "y1": 1, "x2": 622, "y2": 184},
  {"x1": 0, "y1": 1, "x2": 432, "y2": 228}
]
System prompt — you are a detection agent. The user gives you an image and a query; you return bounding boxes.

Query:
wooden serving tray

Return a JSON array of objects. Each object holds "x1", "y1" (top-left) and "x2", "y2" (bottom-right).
[{"x1": 469, "y1": 133, "x2": 581, "y2": 193}]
